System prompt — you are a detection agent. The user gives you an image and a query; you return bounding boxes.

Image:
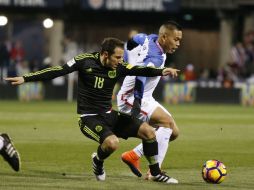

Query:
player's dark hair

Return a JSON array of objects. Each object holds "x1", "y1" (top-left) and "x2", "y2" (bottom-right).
[
  {"x1": 101, "y1": 37, "x2": 124, "y2": 56},
  {"x1": 162, "y1": 20, "x2": 182, "y2": 31}
]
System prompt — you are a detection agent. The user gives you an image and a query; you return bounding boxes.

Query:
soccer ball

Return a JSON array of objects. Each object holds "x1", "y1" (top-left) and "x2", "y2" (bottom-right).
[{"x1": 202, "y1": 160, "x2": 227, "y2": 184}]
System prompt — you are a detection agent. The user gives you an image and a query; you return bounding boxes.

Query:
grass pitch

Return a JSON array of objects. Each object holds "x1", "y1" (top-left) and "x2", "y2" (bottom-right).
[{"x1": 0, "y1": 101, "x2": 253, "y2": 190}]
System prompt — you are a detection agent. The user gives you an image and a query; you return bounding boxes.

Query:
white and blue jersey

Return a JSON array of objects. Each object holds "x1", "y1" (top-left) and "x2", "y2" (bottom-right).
[{"x1": 119, "y1": 33, "x2": 166, "y2": 99}]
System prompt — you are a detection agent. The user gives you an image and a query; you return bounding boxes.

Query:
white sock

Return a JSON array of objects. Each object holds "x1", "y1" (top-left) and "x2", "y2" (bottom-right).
[
  {"x1": 156, "y1": 127, "x2": 172, "y2": 167},
  {"x1": 0, "y1": 136, "x2": 4, "y2": 150},
  {"x1": 133, "y1": 143, "x2": 143, "y2": 157},
  {"x1": 133, "y1": 127, "x2": 172, "y2": 166}
]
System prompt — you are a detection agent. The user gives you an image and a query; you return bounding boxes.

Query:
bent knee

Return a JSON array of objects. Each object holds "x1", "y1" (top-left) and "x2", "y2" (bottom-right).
[
  {"x1": 159, "y1": 116, "x2": 176, "y2": 129},
  {"x1": 170, "y1": 125, "x2": 180, "y2": 141},
  {"x1": 138, "y1": 123, "x2": 156, "y2": 140},
  {"x1": 103, "y1": 136, "x2": 119, "y2": 151},
  {"x1": 163, "y1": 117, "x2": 180, "y2": 141}
]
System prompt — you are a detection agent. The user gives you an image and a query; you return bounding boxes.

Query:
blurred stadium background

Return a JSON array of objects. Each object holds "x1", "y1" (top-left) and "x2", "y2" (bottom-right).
[
  {"x1": 0, "y1": 0, "x2": 254, "y2": 190},
  {"x1": 1, "y1": 0, "x2": 254, "y2": 104}
]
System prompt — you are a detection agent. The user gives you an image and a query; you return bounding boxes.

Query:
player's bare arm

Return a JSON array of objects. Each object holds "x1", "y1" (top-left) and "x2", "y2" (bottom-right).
[{"x1": 5, "y1": 77, "x2": 25, "y2": 85}]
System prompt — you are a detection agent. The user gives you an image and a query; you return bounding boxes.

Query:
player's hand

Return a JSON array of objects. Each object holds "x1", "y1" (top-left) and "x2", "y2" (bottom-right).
[
  {"x1": 5, "y1": 77, "x2": 25, "y2": 85},
  {"x1": 131, "y1": 98, "x2": 141, "y2": 118},
  {"x1": 162, "y1": 68, "x2": 180, "y2": 78}
]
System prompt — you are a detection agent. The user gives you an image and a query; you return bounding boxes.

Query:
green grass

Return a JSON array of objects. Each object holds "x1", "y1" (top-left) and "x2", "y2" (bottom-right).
[{"x1": 0, "y1": 101, "x2": 253, "y2": 190}]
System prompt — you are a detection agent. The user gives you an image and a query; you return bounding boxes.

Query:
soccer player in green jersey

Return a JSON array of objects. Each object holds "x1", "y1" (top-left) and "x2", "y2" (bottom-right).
[{"x1": 6, "y1": 37, "x2": 179, "y2": 184}]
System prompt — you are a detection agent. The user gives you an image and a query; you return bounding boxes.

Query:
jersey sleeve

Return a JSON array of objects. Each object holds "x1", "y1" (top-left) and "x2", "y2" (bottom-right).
[
  {"x1": 23, "y1": 57, "x2": 79, "y2": 82},
  {"x1": 119, "y1": 62, "x2": 163, "y2": 77},
  {"x1": 125, "y1": 33, "x2": 147, "y2": 51},
  {"x1": 133, "y1": 33, "x2": 147, "y2": 45}
]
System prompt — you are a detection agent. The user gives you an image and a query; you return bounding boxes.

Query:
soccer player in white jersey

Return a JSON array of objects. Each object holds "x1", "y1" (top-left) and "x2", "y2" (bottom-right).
[{"x1": 117, "y1": 21, "x2": 182, "y2": 180}]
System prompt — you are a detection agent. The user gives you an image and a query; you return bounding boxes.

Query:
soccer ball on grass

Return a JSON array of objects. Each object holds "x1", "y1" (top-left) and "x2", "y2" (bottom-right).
[{"x1": 202, "y1": 159, "x2": 227, "y2": 184}]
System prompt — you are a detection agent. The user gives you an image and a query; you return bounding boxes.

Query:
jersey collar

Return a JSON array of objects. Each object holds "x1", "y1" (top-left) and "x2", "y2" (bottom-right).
[{"x1": 155, "y1": 40, "x2": 164, "y2": 54}]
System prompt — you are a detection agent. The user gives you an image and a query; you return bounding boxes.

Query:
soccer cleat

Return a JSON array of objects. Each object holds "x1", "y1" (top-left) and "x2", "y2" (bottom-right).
[
  {"x1": 0, "y1": 133, "x2": 21, "y2": 172},
  {"x1": 121, "y1": 150, "x2": 142, "y2": 177},
  {"x1": 145, "y1": 169, "x2": 175, "y2": 181},
  {"x1": 91, "y1": 152, "x2": 106, "y2": 181},
  {"x1": 151, "y1": 172, "x2": 179, "y2": 184}
]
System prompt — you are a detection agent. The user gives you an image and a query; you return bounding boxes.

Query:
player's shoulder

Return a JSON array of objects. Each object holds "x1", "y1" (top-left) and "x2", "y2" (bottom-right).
[
  {"x1": 145, "y1": 34, "x2": 165, "y2": 67},
  {"x1": 146, "y1": 34, "x2": 161, "y2": 54},
  {"x1": 148, "y1": 34, "x2": 158, "y2": 41},
  {"x1": 72, "y1": 52, "x2": 100, "y2": 69},
  {"x1": 74, "y1": 52, "x2": 99, "y2": 62},
  {"x1": 133, "y1": 33, "x2": 148, "y2": 45}
]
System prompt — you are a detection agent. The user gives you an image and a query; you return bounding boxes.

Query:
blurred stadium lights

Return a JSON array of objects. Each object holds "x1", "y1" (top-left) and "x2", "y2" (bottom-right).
[
  {"x1": 183, "y1": 14, "x2": 193, "y2": 21},
  {"x1": 43, "y1": 18, "x2": 54, "y2": 28},
  {"x1": 0, "y1": 15, "x2": 8, "y2": 26}
]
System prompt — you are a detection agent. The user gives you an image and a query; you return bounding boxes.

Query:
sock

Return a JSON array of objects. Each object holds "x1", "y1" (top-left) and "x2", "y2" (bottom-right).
[
  {"x1": 143, "y1": 138, "x2": 160, "y2": 176},
  {"x1": 156, "y1": 127, "x2": 172, "y2": 167},
  {"x1": 149, "y1": 163, "x2": 161, "y2": 176},
  {"x1": 93, "y1": 155, "x2": 103, "y2": 166},
  {"x1": 0, "y1": 136, "x2": 3, "y2": 150},
  {"x1": 143, "y1": 138, "x2": 158, "y2": 165},
  {"x1": 97, "y1": 145, "x2": 111, "y2": 161},
  {"x1": 133, "y1": 128, "x2": 156, "y2": 157},
  {"x1": 133, "y1": 143, "x2": 143, "y2": 157},
  {"x1": 133, "y1": 127, "x2": 172, "y2": 167}
]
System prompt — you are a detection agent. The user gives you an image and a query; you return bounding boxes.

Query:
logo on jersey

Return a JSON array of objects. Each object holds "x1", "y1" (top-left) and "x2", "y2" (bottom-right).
[
  {"x1": 67, "y1": 58, "x2": 76, "y2": 67},
  {"x1": 95, "y1": 125, "x2": 103, "y2": 132},
  {"x1": 85, "y1": 68, "x2": 93, "y2": 73},
  {"x1": 108, "y1": 70, "x2": 116, "y2": 78}
]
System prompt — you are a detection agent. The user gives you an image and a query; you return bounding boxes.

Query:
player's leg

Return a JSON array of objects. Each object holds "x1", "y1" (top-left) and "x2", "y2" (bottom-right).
[
  {"x1": 134, "y1": 103, "x2": 179, "y2": 159},
  {"x1": 92, "y1": 135, "x2": 119, "y2": 181},
  {"x1": 118, "y1": 97, "x2": 148, "y2": 176},
  {"x1": 149, "y1": 105, "x2": 179, "y2": 142},
  {"x1": 144, "y1": 105, "x2": 179, "y2": 179},
  {"x1": 122, "y1": 101, "x2": 179, "y2": 177},
  {"x1": 79, "y1": 115, "x2": 119, "y2": 181},
  {"x1": 0, "y1": 133, "x2": 21, "y2": 171},
  {"x1": 149, "y1": 105, "x2": 179, "y2": 162},
  {"x1": 116, "y1": 113, "x2": 178, "y2": 184},
  {"x1": 136, "y1": 122, "x2": 178, "y2": 184}
]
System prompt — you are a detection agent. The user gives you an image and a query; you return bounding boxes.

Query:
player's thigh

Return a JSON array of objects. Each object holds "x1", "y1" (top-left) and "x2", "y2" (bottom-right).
[
  {"x1": 112, "y1": 111, "x2": 143, "y2": 139},
  {"x1": 79, "y1": 116, "x2": 113, "y2": 144},
  {"x1": 149, "y1": 104, "x2": 179, "y2": 132},
  {"x1": 150, "y1": 106, "x2": 180, "y2": 140}
]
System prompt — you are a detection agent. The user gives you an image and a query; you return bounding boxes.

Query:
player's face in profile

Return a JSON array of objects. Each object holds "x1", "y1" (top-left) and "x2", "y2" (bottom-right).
[
  {"x1": 106, "y1": 47, "x2": 124, "y2": 69},
  {"x1": 164, "y1": 29, "x2": 182, "y2": 54}
]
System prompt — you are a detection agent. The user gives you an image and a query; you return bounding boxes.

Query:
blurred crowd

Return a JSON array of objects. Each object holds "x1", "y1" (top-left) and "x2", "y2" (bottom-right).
[
  {"x1": 170, "y1": 30, "x2": 254, "y2": 88},
  {"x1": 219, "y1": 30, "x2": 254, "y2": 87},
  {"x1": 0, "y1": 40, "x2": 42, "y2": 101},
  {"x1": 0, "y1": 36, "x2": 83, "y2": 101},
  {"x1": 1, "y1": 29, "x2": 254, "y2": 102}
]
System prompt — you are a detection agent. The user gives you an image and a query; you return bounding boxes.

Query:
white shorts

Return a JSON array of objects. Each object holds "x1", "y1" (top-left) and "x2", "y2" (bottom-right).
[{"x1": 117, "y1": 94, "x2": 172, "y2": 122}]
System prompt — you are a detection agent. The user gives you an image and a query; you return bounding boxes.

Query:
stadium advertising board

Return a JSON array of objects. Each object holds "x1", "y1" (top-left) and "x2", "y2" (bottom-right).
[
  {"x1": 81, "y1": 0, "x2": 180, "y2": 12},
  {"x1": 0, "y1": 0, "x2": 64, "y2": 8}
]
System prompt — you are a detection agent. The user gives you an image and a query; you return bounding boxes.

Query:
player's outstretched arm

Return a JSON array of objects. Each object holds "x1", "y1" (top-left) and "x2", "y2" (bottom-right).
[
  {"x1": 162, "y1": 68, "x2": 180, "y2": 77},
  {"x1": 5, "y1": 77, "x2": 25, "y2": 85},
  {"x1": 121, "y1": 62, "x2": 180, "y2": 77}
]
